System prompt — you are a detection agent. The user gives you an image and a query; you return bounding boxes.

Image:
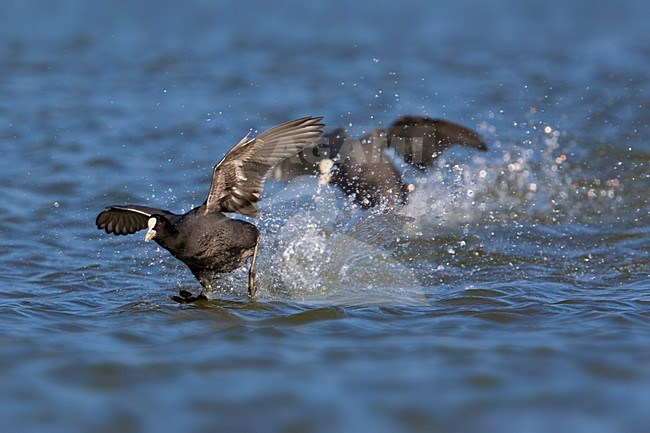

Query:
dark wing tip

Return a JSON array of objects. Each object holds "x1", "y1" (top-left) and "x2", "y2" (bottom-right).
[
  {"x1": 403, "y1": 116, "x2": 488, "y2": 152},
  {"x1": 96, "y1": 209, "x2": 125, "y2": 235},
  {"x1": 302, "y1": 115, "x2": 324, "y2": 124},
  {"x1": 301, "y1": 116, "x2": 326, "y2": 134},
  {"x1": 475, "y1": 140, "x2": 489, "y2": 151},
  {"x1": 451, "y1": 128, "x2": 488, "y2": 152},
  {"x1": 296, "y1": 116, "x2": 326, "y2": 136},
  {"x1": 286, "y1": 115, "x2": 325, "y2": 130},
  {"x1": 392, "y1": 114, "x2": 430, "y2": 126},
  {"x1": 95, "y1": 209, "x2": 109, "y2": 230},
  {"x1": 95, "y1": 205, "x2": 161, "y2": 236}
]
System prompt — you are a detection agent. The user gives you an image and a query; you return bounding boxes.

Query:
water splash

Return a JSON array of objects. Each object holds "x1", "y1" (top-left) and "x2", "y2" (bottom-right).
[
  {"x1": 401, "y1": 123, "x2": 627, "y2": 228},
  {"x1": 226, "y1": 122, "x2": 636, "y2": 306},
  {"x1": 241, "y1": 178, "x2": 429, "y2": 306}
]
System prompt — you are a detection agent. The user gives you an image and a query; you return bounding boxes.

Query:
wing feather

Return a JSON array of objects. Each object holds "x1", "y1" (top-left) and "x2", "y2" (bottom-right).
[
  {"x1": 96, "y1": 205, "x2": 176, "y2": 236},
  {"x1": 386, "y1": 116, "x2": 487, "y2": 170},
  {"x1": 204, "y1": 116, "x2": 324, "y2": 216}
]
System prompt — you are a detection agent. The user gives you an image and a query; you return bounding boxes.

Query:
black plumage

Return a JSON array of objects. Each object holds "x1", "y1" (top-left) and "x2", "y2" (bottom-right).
[
  {"x1": 322, "y1": 128, "x2": 411, "y2": 209},
  {"x1": 273, "y1": 116, "x2": 487, "y2": 209},
  {"x1": 384, "y1": 115, "x2": 488, "y2": 170},
  {"x1": 96, "y1": 116, "x2": 324, "y2": 302}
]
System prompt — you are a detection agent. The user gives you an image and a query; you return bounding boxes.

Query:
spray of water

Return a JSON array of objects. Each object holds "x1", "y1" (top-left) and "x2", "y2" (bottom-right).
[{"x1": 225, "y1": 122, "x2": 628, "y2": 306}]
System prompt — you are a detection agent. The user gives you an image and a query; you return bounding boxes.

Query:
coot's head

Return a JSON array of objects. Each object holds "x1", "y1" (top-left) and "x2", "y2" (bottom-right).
[
  {"x1": 144, "y1": 214, "x2": 173, "y2": 242},
  {"x1": 317, "y1": 158, "x2": 336, "y2": 186},
  {"x1": 401, "y1": 182, "x2": 415, "y2": 205}
]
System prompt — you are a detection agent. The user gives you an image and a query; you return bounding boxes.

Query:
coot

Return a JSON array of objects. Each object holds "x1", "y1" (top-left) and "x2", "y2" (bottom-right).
[
  {"x1": 274, "y1": 116, "x2": 487, "y2": 209},
  {"x1": 318, "y1": 128, "x2": 412, "y2": 209},
  {"x1": 96, "y1": 116, "x2": 324, "y2": 303}
]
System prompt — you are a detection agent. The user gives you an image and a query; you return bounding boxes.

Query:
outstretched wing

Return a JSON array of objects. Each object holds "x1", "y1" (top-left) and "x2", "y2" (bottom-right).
[
  {"x1": 96, "y1": 205, "x2": 176, "y2": 235},
  {"x1": 204, "y1": 116, "x2": 324, "y2": 216},
  {"x1": 386, "y1": 116, "x2": 487, "y2": 170}
]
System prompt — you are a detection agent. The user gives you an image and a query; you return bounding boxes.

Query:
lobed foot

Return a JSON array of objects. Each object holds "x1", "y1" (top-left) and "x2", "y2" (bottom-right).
[{"x1": 171, "y1": 289, "x2": 209, "y2": 304}]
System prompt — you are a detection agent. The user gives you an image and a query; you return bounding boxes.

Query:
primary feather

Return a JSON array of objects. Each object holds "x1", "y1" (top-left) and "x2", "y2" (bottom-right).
[
  {"x1": 96, "y1": 205, "x2": 176, "y2": 235},
  {"x1": 204, "y1": 116, "x2": 324, "y2": 216}
]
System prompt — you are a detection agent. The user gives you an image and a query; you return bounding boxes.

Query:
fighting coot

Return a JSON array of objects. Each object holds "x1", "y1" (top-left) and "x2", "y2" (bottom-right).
[
  {"x1": 274, "y1": 116, "x2": 487, "y2": 209},
  {"x1": 317, "y1": 128, "x2": 412, "y2": 209},
  {"x1": 96, "y1": 116, "x2": 324, "y2": 303}
]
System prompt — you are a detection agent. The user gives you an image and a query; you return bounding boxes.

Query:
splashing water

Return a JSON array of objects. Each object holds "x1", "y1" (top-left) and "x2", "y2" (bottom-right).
[
  {"x1": 249, "y1": 178, "x2": 429, "y2": 306},
  {"x1": 204, "y1": 120, "x2": 640, "y2": 307}
]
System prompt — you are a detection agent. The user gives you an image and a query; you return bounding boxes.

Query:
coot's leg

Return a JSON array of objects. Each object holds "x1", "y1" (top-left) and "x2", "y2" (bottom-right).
[
  {"x1": 197, "y1": 276, "x2": 213, "y2": 301},
  {"x1": 171, "y1": 273, "x2": 212, "y2": 304},
  {"x1": 248, "y1": 237, "x2": 259, "y2": 297}
]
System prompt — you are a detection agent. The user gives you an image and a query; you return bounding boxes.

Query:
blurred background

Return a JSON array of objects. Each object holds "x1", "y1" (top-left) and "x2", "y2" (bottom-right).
[{"x1": 0, "y1": 1, "x2": 648, "y2": 432}]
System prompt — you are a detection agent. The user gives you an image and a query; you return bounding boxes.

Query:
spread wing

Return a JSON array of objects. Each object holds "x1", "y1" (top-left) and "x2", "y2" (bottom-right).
[
  {"x1": 204, "y1": 116, "x2": 324, "y2": 216},
  {"x1": 96, "y1": 205, "x2": 176, "y2": 235},
  {"x1": 386, "y1": 116, "x2": 487, "y2": 170}
]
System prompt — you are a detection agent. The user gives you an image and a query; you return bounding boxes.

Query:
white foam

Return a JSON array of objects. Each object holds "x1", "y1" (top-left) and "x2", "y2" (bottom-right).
[{"x1": 230, "y1": 130, "x2": 622, "y2": 306}]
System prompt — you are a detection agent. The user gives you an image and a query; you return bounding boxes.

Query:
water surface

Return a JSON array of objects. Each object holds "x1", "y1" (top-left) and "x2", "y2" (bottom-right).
[{"x1": 1, "y1": 1, "x2": 649, "y2": 432}]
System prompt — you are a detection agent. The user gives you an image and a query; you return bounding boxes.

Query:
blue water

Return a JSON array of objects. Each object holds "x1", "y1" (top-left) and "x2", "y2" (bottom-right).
[{"x1": 1, "y1": 1, "x2": 649, "y2": 432}]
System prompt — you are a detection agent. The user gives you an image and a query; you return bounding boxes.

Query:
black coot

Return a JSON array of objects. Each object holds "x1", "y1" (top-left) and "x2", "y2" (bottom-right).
[
  {"x1": 319, "y1": 128, "x2": 412, "y2": 209},
  {"x1": 273, "y1": 116, "x2": 487, "y2": 209},
  {"x1": 96, "y1": 116, "x2": 324, "y2": 303}
]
